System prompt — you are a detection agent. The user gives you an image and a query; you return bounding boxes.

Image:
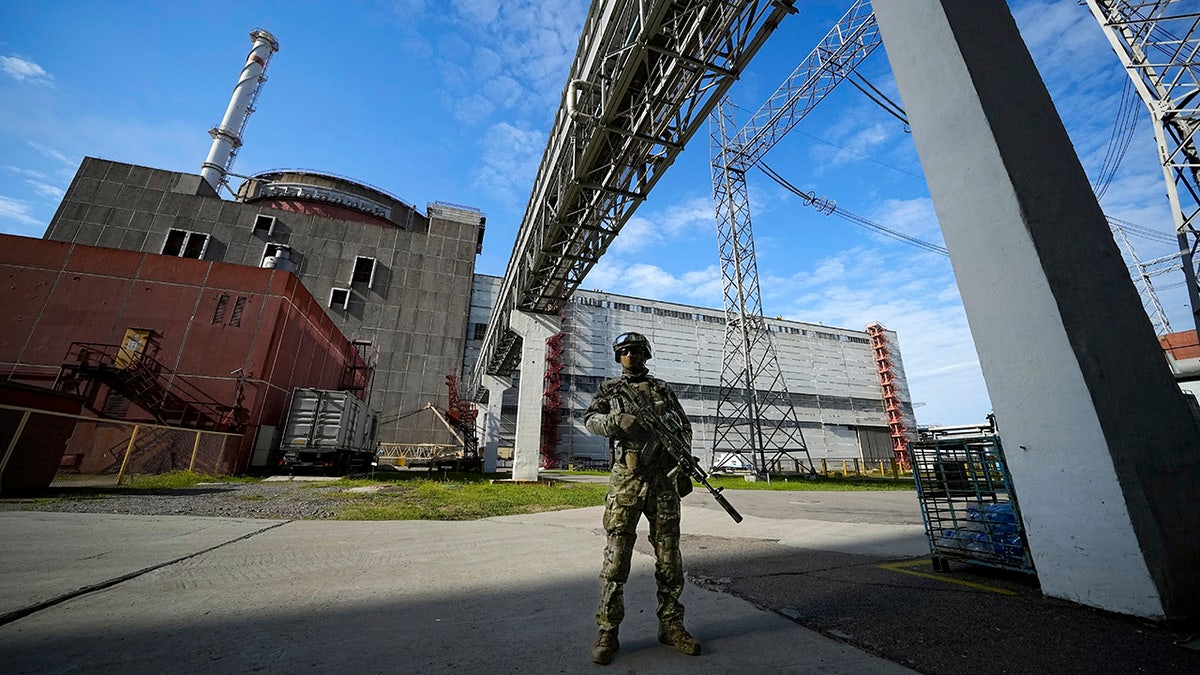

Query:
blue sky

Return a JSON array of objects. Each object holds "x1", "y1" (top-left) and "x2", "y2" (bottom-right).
[{"x1": 0, "y1": 1, "x2": 1186, "y2": 426}]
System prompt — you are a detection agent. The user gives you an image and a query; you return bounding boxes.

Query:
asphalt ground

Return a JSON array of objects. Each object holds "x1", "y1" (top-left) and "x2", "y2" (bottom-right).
[{"x1": 1, "y1": 482, "x2": 1197, "y2": 674}]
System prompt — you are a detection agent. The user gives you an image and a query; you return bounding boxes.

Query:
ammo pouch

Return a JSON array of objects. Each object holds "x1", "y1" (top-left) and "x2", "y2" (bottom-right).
[{"x1": 676, "y1": 470, "x2": 693, "y2": 497}]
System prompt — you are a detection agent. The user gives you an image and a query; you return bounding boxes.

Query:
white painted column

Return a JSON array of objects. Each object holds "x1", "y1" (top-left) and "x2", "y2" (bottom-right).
[
  {"x1": 480, "y1": 374, "x2": 511, "y2": 474},
  {"x1": 874, "y1": 0, "x2": 1200, "y2": 620},
  {"x1": 509, "y1": 310, "x2": 562, "y2": 482}
]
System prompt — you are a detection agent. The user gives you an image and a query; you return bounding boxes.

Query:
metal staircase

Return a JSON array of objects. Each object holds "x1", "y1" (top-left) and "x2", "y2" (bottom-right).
[{"x1": 57, "y1": 342, "x2": 246, "y2": 431}]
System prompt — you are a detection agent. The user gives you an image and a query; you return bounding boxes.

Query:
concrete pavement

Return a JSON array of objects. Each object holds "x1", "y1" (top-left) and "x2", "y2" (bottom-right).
[
  {"x1": 0, "y1": 492, "x2": 922, "y2": 674},
  {"x1": 7, "y1": 486, "x2": 1192, "y2": 673}
]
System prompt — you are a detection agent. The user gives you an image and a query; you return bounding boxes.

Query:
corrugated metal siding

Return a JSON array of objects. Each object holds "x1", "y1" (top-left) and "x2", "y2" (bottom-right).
[{"x1": 466, "y1": 274, "x2": 917, "y2": 466}]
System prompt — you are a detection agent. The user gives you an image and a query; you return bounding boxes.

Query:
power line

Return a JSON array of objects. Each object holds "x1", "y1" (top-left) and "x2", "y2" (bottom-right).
[
  {"x1": 790, "y1": 128, "x2": 925, "y2": 179},
  {"x1": 847, "y1": 73, "x2": 909, "y2": 127},
  {"x1": 1106, "y1": 214, "x2": 1177, "y2": 244},
  {"x1": 1093, "y1": 78, "x2": 1140, "y2": 200},
  {"x1": 756, "y1": 161, "x2": 949, "y2": 256}
]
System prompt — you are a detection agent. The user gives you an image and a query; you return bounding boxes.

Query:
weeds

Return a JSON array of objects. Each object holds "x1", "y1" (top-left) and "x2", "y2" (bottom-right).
[
  {"x1": 125, "y1": 471, "x2": 258, "y2": 490},
  {"x1": 332, "y1": 479, "x2": 608, "y2": 521},
  {"x1": 704, "y1": 474, "x2": 914, "y2": 492}
]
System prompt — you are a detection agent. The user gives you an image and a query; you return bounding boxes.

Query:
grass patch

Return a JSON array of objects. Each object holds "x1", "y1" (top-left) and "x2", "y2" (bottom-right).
[
  {"x1": 331, "y1": 478, "x2": 608, "y2": 520},
  {"x1": 125, "y1": 471, "x2": 259, "y2": 490},
  {"x1": 704, "y1": 474, "x2": 914, "y2": 491}
]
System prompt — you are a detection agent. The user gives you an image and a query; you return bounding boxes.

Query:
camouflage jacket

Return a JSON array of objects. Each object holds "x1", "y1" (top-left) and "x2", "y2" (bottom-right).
[{"x1": 584, "y1": 371, "x2": 692, "y2": 472}]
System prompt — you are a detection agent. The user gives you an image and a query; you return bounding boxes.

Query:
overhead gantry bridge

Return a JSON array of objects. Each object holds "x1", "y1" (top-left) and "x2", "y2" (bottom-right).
[{"x1": 469, "y1": 0, "x2": 799, "y2": 480}]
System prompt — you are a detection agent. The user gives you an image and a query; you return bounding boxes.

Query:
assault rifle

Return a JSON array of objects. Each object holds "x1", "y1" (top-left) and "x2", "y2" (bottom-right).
[{"x1": 615, "y1": 381, "x2": 743, "y2": 523}]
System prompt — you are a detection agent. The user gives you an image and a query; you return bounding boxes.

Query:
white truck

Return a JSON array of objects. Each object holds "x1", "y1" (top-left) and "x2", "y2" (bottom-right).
[{"x1": 279, "y1": 389, "x2": 379, "y2": 476}]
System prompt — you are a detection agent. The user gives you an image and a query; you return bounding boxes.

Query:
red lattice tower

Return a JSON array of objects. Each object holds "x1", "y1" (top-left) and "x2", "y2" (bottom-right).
[
  {"x1": 445, "y1": 374, "x2": 479, "y2": 459},
  {"x1": 865, "y1": 323, "x2": 910, "y2": 469},
  {"x1": 540, "y1": 327, "x2": 565, "y2": 469}
]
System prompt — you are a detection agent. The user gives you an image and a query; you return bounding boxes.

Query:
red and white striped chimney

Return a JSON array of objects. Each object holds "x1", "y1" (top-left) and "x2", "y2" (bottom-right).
[{"x1": 200, "y1": 28, "x2": 279, "y2": 193}]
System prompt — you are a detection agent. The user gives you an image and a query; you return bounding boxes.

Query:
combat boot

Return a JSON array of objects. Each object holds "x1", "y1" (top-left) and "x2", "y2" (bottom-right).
[
  {"x1": 590, "y1": 627, "x2": 620, "y2": 665},
  {"x1": 658, "y1": 623, "x2": 701, "y2": 655}
]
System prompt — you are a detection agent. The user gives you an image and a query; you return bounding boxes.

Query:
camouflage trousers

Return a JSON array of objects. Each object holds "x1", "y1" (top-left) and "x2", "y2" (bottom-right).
[{"x1": 596, "y1": 459, "x2": 685, "y2": 631}]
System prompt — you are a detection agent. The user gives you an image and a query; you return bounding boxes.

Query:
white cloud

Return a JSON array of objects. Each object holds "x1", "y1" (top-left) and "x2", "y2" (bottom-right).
[
  {"x1": 0, "y1": 195, "x2": 41, "y2": 227},
  {"x1": 400, "y1": 0, "x2": 587, "y2": 126},
  {"x1": 473, "y1": 121, "x2": 545, "y2": 204},
  {"x1": 839, "y1": 121, "x2": 892, "y2": 160},
  {"x1": 610, "y1": 196, "x2": 712, "y2": 255},
  {"x1": 583, "y1": 258, "x2": 723, "y2": 306},
  {"x1": 867, "y1": 196, "x2": 944, "y2": 243},
  {"x1": 26, "y1": 141, "x2": 74, "y2": 169},
  {"x1": 26, "y1": 180, "x2": 64, "y2": 199},
  {"x1": 454, "y1": 93, "x2": 496, "y2": 126},
  {"x1": 756, "y1": 241, "x2": 991, "y2": 426},
  {"x1": 452, "y1": 0, "x2": 501, "y2": 24},
  {"x1": 589, "y1": 236, "x2": 991, "y2": 425},
  {"x1": 1, "y1": 55, "x2": 52, "y2": 85},
  {"x1": 5, "y1": 166, "x2": 49, "y2": 180}
]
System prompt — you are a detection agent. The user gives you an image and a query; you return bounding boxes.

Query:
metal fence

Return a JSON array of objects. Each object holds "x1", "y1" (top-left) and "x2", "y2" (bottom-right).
[
  {"x1": 1, "y1": 404, "x2": 243, "y2": 485},
  {"x1": 816, "y1": 457, "x2": 911, "y2": 479}
]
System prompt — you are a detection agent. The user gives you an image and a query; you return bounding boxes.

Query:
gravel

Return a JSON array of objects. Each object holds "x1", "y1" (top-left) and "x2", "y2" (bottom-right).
[{"x1": 0, "y1": 480, "x2": 364, "y2": 520}]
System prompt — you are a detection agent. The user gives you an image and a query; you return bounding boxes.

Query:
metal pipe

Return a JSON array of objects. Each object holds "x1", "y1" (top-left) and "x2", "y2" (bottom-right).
[{"x1": 200, "y1": 29, "x2": 279, "y2": 193}]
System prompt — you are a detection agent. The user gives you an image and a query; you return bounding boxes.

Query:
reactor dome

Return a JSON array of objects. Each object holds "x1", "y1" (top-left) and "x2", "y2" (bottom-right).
[{"x1": 235, "y1": 169, "x2": 418, "y2": 229}]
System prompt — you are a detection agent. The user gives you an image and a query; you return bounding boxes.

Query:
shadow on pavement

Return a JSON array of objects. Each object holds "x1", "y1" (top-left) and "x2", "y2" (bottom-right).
[{"x1": 675, "y1": 533, "x2": 1200, "y2": 675}]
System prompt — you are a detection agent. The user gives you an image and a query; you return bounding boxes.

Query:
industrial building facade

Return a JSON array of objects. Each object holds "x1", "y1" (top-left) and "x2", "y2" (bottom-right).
[
  {"x1": 464, "y1": 275, "x2": 915, "y2": 470},
  {"x1": 42, "y1": 157, "x2": 485, "y2": 446},
  {"x1": 0, "y1": 233, "x2": 367, "y2": 474},
  {"x1": 22, "y1": 156, "x2": 912, "y2": 472}
]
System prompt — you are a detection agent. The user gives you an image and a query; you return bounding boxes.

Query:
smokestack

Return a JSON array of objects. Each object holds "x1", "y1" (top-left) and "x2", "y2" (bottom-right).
[{"x1": 200, "y1": 28, "x2": 279, "y2": 193}]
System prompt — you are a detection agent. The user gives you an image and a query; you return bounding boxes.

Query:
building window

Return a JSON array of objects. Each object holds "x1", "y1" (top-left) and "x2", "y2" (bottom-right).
[
  {"x1": 253, "y1": 214, "x2": 276, "y2": 236},
  {"x1": 162, "y1": 229, "x2": 210, "y2": 259},
  {"x1": 352, "y1": 256, "x2": 377, "y2": 287},
  {"x1": 329, "y1": 288, "x2": 351, "y2": 310},
  {"x1": 230, "y1": 297, "x2": 248, "y2": 327},
  {"x1": 472, "y1": 322, "x2": 487, "y2": 340},
  {"x1": 212, "y1": 294, "x2": 230, "y2": 324}
]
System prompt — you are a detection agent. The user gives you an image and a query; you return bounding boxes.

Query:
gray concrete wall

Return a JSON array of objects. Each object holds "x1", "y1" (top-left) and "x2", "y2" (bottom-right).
[
  {"x1": 874, "y1": 0, "x2": 1200, "y2": 619},
  {"x1": 45, "y1": 158, "x2": 483, "y2": 446}
]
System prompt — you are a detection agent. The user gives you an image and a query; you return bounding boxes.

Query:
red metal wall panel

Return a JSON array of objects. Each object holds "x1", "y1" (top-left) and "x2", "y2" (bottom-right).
[
  {"x1": 63, "y1": 245, "x2": 143, "y2": 278},
  {"x1": 0, "y1": 233, "x2": 364, "y2": 474},
  {"x1": 5, "y1": 237, "x2": 71, "y2": 269},
  {"x1": 1160, "y1": 330, "x2": 1200, "y2": 362}
]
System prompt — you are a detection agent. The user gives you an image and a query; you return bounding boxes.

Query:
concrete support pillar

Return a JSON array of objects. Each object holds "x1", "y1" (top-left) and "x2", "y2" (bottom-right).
[
  {"x1": 874, "y1": 0, "x2": 1200, "y2": 619},
  {"x1": 509, "y1": 310, "x2": 562, "y2": 482},
  {"x1": 480, "y1": 374, "x2": 511, "y2": 474}
]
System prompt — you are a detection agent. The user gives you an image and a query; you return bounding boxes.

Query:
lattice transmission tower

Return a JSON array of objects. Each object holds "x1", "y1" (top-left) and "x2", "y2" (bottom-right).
[
  {"x1": 1086, "y1": 0, "x2": 1200, "y2": 334},
  {"x1": 709, "y1": 0, "x2": 880, "y2": 476}
]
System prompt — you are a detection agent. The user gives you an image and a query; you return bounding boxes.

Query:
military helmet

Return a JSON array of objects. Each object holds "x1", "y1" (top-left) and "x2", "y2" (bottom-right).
[{"x1": 612, "y1": 332, "x2": 652, "y2": 362}]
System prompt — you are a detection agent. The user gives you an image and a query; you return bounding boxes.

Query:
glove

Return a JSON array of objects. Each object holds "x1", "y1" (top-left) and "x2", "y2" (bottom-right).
[{"x1": 615, "y1": 413, "x2": 645, "y2": 440}]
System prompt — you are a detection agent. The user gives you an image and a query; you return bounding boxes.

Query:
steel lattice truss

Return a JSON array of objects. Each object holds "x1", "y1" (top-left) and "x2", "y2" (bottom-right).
[
  {"x1": 470, "y1": 0, "x2": 798, "y2": 398},
  {"x1": 1086, "y1": 0, "x2": 1200, "y2": 333},
  {"x1": 709, "y1": 0, "x2": 879, "y2": 474},
  {"x1": 1111, "y1": 222, "x2": 1175, "y2": 334}
]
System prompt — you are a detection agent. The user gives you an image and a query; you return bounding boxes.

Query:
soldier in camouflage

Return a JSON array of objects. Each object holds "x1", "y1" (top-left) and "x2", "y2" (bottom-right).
[{"x1": 584, "y1": 332, "x2": 701, "y2": 665}]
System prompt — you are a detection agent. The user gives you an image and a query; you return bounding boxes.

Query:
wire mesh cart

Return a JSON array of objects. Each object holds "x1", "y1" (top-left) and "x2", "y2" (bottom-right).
[{"x1": 909, "y1": 427, "x2": 1036, "y2": 575}]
